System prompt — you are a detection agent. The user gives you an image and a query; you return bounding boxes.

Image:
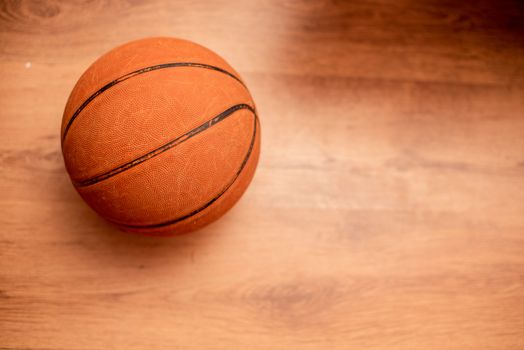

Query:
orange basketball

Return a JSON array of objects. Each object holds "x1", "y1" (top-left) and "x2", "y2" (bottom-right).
[{"x1": 61, "y1": 37, "x2": 260, "y2": 235}]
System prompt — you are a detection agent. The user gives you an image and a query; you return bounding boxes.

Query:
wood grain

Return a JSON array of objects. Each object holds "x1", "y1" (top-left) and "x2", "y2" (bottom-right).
[{"x1": 1, "y1": 0, "x2": 524, "y2": 349}]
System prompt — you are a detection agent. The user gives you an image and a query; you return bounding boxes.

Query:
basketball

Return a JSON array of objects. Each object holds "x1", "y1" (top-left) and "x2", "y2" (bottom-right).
[{"x1": 60, "y1": 37, "x2": 260, "y2": 235}]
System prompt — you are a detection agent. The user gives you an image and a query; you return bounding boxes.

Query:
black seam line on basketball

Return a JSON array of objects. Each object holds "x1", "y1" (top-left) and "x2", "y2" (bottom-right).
[
  {"x1": 73, "y1": 104, "x2": 254, "y2": 187},
  {"x1": 61, "y1": 62, "x2": 244, "y2": 145},
  {"x1": 114, "y1": 113, "x2": 258, "y2": 230}
]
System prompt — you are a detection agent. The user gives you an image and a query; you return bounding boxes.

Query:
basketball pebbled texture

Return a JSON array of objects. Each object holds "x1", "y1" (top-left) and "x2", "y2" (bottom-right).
[{"x1": 61, "y1": 37, "x2": 261, "y2": 235}]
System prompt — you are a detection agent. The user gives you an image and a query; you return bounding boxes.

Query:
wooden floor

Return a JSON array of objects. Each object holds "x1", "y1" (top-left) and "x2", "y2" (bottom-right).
[{"x1": 1, "y1": 1, "x2": 524, "y2": 349}]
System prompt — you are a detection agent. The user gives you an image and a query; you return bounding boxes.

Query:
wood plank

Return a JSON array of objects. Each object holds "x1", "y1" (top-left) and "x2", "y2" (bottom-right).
[{"x1": 1, "y1": 0, "x2": 523, "y2": 349}]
